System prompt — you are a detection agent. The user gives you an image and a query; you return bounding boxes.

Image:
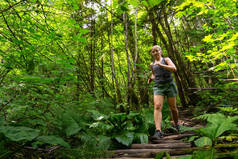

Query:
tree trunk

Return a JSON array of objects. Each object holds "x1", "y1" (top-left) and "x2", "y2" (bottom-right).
[
  {"x1": 134, "y1": 8, "x2": 149, "y2": 106},
  {"x1": 89, "y1": 14, "x2": 95, "y2": 95},
  {"x1": 123, "y1": 12, "x2": 139, "y2": 110},
  {"x1": 109, "y1": 1, "x2": 122, "y2": 108}
]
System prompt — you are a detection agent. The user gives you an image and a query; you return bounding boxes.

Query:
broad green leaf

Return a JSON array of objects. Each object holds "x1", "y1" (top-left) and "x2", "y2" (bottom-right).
[
  {"x1": 62, "y1": 112, "x2": 81, "y2": 137},
  {"x1": 192, "y1": 149, "x2": 215, "y2": 159},
  {"x1": 141, "y1": 0, "x2": 149, "y2": 7},
  {"x1": 196, "y1": 113, "x2": 238, "y2": 141},
  {"x1": 135, "y1": 133, "x2": 148, "y2": 144},
  {"x1": 119, "y1": 1, "x2": 129, "y2": 11},
  {"x1": 148, "y1": 0, "x2": 162, "y2": 7},
  {"x1": 194, "y1": 137, "x2": 212, "y2": 147},
  {"x1": 0, "y1": 126, "x2": 40, "y2": 142},
  {"x1": 128, "y1": 0, "x2": 138, "y2": 7},
  {"x1": 214, "y1": 116, "x2": 238, "y2": 138},
  {"x1": 110, "y1": 113, "x2": 127, "y2": 124},
  {"x1": 72, "y1": 1, "x2": 79, "y2": 10},
  {"x1": 65, "y1": 120, "x2": 81, "y2": 137},
  {"x1": 37, "y1": 135, "x2": 70, "y2": 148},
  {"x1": 179, "y1": 125, "x2": 195, "y2": 133},
  {"x1": 97, "y1": 135, "x2": 111, "y2": 150},
  {"x1": 115, "y1": 132, "x2": 134, "y2": 146},
  {"x1": 88, "y1": 110, "x2": 104, "y2": 121},
  {"x1": 80, "y1": 29, "x2": 90, "y2": 35}
]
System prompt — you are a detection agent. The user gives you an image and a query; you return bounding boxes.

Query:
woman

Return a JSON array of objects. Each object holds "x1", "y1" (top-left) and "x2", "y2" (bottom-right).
[{"x1": 148, "y1": 45, "x2": 179, "y2": 140}]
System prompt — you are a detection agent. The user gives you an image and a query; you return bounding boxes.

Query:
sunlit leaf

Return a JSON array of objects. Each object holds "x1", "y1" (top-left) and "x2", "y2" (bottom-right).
[
  {"x1": 202, "y1": 34, "x2": 213, "y2": 42},
  {"x1": 194, "y1": 137, "x2": 212, "y2": 147}
]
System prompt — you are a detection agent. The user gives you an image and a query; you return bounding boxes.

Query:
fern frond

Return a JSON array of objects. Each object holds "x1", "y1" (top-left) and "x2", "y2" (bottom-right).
[
  {"x1": 228, "y1": 116, "x2": 238, "y2": 122},
  {"x1": 192, "y1": 113, "x2": 215, "y2": 121},
  {"x1": 219, "y1": 107, "x2": 238, "y2": 114}
]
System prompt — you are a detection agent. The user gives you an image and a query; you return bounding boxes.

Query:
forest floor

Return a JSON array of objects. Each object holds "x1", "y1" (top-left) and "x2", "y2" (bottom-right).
[{"x1": 106, "y1": 109, "x2": 205, "y2": 159}]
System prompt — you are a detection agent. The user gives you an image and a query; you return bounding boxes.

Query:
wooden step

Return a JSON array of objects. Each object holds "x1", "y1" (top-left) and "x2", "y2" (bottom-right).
[
  {"x1": 151, "y1": 133, "x2": 195, "y2": 142},
  {"x1": 110, "y1": 148, "x2": 198, "y2": 158},
  {"x1": 105, "y1": 155, "x2": 190, "y2": 159},
  {"x1": 131, "y1": 142, "x2": 191, "y2": 149},
  {"x1": 106, "y1": 158, "x2": 153, "y2": 159},
  {"x1": 111, "y1": 149, "x2": 169, "y2": 157},
  {"x1": 150, "y1": 139, "x2": 187, "y2": 144},
  {"x1": 105, "y1": 155, "x2": 191, "y2": 159}
]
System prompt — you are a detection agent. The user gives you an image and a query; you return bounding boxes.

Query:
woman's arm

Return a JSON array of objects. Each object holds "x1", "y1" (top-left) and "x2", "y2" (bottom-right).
[
  {"x1": 148, "y1": 63, "x2": 155, "y2": 84},
  {"x1": 154, "y1": 58, "x2": 177, "y2": 72}
]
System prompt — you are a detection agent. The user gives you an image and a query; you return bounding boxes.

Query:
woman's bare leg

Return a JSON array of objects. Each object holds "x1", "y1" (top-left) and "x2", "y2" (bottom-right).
[
  {"x1": 154, "y1": 95, "x2": 164, "y2": 131},
  {"x1": 168, "y1": 96, "x2": 179, "y2": 126}
]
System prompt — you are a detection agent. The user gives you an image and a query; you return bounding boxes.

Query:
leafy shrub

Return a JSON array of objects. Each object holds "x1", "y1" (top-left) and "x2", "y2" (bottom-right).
[{"x1": 89, "y1": 110, "x2": 150, "y2": 147}]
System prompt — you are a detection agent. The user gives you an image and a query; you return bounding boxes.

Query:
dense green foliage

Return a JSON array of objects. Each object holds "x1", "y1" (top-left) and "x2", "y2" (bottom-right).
[{"x1": 0, "y1": 0, "x2": 237, "y2": 158}]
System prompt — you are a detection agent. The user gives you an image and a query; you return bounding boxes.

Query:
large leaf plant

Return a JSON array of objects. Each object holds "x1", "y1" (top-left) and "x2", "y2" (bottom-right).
[{"x1": 193, "y1": 113, "x2": 238, "y2": 147}]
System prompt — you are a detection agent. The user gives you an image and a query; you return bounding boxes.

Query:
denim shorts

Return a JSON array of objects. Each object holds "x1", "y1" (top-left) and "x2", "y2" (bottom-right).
[{"x1": 153, "y1": 81, "x2": 177, "y2": 97}]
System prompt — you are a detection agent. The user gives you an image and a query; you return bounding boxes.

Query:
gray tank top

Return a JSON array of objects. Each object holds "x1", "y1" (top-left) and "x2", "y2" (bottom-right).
[{"x1": 152, "y1": 58, "x2": 173, "y2": 84}]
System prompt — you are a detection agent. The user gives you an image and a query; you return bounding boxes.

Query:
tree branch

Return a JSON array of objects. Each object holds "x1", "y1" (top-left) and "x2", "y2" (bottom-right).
[{"x1": 0, "y1": 0, "x2": 25, "y2": 14}]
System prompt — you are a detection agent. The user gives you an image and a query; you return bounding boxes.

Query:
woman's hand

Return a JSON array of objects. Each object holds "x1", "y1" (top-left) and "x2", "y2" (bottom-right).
[
  {"x1": 147, "y1": 74, "x2": 155, "y2": 84},
  {"x1": 153, "y1": 58, "x2": 177, "y2": 72},
  {"x1": 154, "y1": 61, "x2": 162, "y2": 66}
]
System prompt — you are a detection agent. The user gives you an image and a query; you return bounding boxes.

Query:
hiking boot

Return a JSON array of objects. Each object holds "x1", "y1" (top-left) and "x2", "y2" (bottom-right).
[
  {"x1": 167, "y1": 124, "x2": 180, "y2": 133},
  {"x1": 174, "y1": 124, "x2": 180, "y2": 133},
  {"x1": 175, "y1": 124, "x2": 180, "y2": 131},
  {"x1": 151, "y1": 130, "x2": 163, "y2": 140}
]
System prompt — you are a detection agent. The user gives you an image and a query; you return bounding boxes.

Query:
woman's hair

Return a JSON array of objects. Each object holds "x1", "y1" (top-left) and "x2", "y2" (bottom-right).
[{"x1": 151, "y1": 45, "x2": 162, "y2": 55}]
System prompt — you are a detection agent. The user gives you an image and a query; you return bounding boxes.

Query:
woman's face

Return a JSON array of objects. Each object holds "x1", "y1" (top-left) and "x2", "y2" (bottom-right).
[{"x1": 152, "y1": 49, "x2": 161, "y2": 58}]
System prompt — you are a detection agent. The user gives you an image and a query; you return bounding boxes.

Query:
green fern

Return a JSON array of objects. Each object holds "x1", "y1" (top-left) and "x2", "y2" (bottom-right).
[{"x1": 219, "y1": 106, "x2": 238, "y2": 115}]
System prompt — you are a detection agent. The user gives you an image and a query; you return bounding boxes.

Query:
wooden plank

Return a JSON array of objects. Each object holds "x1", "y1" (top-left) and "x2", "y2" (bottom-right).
[
  {"x1": 112, "y1": 149, "x2": 171, "y2": 154},
  {"x1": 163, "y1": 155, "x2": 192, "y2": 159},
  {"x1": 150, "y1": 139, "x2": 186, "y2": 144},
  {"x1": 111, "y1": 151, "x2": 152, "y2": 158},
  {"x1": 159, "y1": 133, "x2": 195, "y2": 140},
  {"x1": 131, "y1": 143, "x2": 191, "y2": 149},
  {"x1": 111, "y1": 147, "x2": 202, "y2": 158},
  {"x1": 106, "y1": 158, "x2": 153, "y2": 159}
]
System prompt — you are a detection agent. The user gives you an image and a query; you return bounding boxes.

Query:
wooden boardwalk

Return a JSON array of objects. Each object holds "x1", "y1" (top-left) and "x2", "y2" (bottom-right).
[
  {"x1": 108, "y1": 132, "x2": 197, "y2": 158},
  {"x1": 107, "y1": 110, "x2": 203, "y2": 158}
]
